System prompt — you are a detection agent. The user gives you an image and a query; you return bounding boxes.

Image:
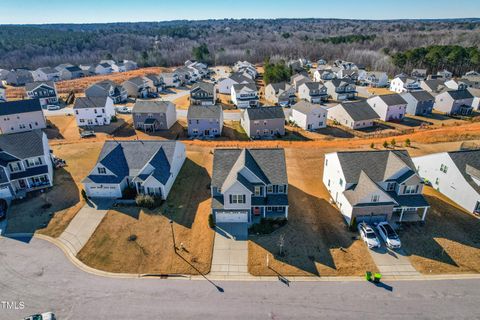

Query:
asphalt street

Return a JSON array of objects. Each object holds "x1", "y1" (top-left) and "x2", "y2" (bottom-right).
[{"x1": 0, "y1": 237, "x2": 479, "y2": 320}]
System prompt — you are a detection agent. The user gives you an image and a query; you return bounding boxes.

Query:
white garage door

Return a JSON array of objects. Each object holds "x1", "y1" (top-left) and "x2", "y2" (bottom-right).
[
  {"x1": 88, "y1": 185, "x2": 119, "y2": 198},
  {"x1": 215, "y1": 210, "x2": 249, "y2": 223},
  {"x1": 0, "y1": 186, "x2": 12, "y2": 199}
]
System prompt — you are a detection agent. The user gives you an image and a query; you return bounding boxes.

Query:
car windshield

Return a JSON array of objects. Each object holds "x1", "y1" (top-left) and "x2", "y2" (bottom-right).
[
  {"x1": 384, "y1": 225, "x2": 398, "y2": 238},
  {"x1": 366, "y1": 231, "x2": 377, "y2": 239}
]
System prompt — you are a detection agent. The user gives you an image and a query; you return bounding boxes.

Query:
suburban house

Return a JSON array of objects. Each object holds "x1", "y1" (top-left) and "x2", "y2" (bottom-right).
[
  {"x1": 336, "y1": 69, "x2": 359, "y2": 81},
  {"x1": 434, "y1": 89, "x2": 474, "y2": 115},
  {"x1": 0, "y1": 84, "x2": 6, "y2": 102},
  {"x1": 0, "y1": 130, "x2": 53, "y2": 200},
  {"x1": 411, "y1": 69, "x2": 428, "y2": 80},
  {"x1": 358, "y1": 71, "x2": 389, "y2": 88},
  {"x1": 122, "y1": 77, "x2": 150, "y2": 98},
  {"x1": 122, "y1": 60, "x2": 138, "y2": 71},
  {"x1": 175, "y1": 67, "x2": 197, "y2": 84},
  {"x1": 289, "y1": 101, "x2": 327, "y2": 131},
  {"x1": 462, "y1": 74, "x2": 480, "y2": 89},
  {"x1": 83, "y1": 140, "x2": 186, "y2": 199},
  {"x1": 59, "y1": 66, "x2": 84, "y2": 80},
  {"x1": 0, "y1": 99, "x2": 46, "y2": 134},
  {"x1": 211, "y1": 148, "x2": 289, "y2": 238},
  {"x1": 132, "y1": 100, "x2": 177, "y2": 132},
  {"x1": 323, "y1": 150, "x2": 430, "y2": 225},
  {"x1": 6, "y1": 69, "x2": 34, "y2": 86},
  {"x1": 241, "y1": 106, "x2": 285, "y2": 139},
  {"x1": 401, "y1": 90, "x2": 435, "y2": 116},
  {"x1": 111, "y1": 62, "x2": 126, "y2": 73},
  {"x1": 436, "y1": 69, "x2": 453, "y2": 79},
  {"x1": 328, "y1": 101, "x2": 379, "y2": 130},
  {"x1": 333, "y1": 60, "x2": 358, "y2": 70},
  {"x1": 143, "y1": 74, "x2": 165, "y2": 93},
  {"x1": 468, "y1": 88, "x2": 480, "y2": 110},
  {"x1": 217, "y1": 73, "x2": 254, "y2": 95},
  {"x1": 85, "y1": 80, "x2": 128, "y2": 104},
  {"x1": 231, "y1": 83, "x2": 259, "y2": 109},
  {"x1": 73, "y1": 96, "x2": 116, "y2": 127},
  {"x1": 190, "y1": 82, "x2": 217, "y2": 106},
  {"x1": 367, "y1": 94, "x2": 408, "y2": 122},
  {"x1": 80, "y1": 64, "x2": 96, "y2": 77},
  {"x1": 32, "y1": 67, "x2": 60, "y2": 82},
  {"x1": 413, "y1": 150, "x2": 480, "y2": 215},
  {"x1": 187, "y1": 104, "x2": 223, "y2": 138},
  {"x1": 390, "y1": 76, "x2": 421, "y2": 93},
  {"x1": 233, "y1": 61, "x2": 258, "y2": 79},
  {"x1": 0, "y1": 69, "x2": 9, "y2": 81},
  {"x1": 324, "y1": 79, "x2": 357, "y2": 101},
  {"x1": 25, "y1": 81, "x2": 58, "y2": 108},
  {"x1": 313, "y1": 69, "x2": 336, "y2": 82},
  {"x1": 420, "y1": 79, "x2": 447, "y2": 94},
  {"x1": 162, "y1": 73, "x2": 181, "y2": 88},
  {"x1": 290, "y1": 73, "x2": 310, "y2": 91},
  {"x1": 95, "y1": 63, "x2": 113, "y2": 75},
  {"x1": 264, "y1": 82, "x2": 296, "y2": 106},
  {"x1": 297, "y1": 82, "x2": 328, "y2": 104}
]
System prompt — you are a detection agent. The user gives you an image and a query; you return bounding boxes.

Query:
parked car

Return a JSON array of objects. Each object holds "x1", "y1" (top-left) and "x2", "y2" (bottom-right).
[
  {"x1": 376, "y1": 222, "x2": 401, "y2": 249},
  {"x1": 24, "y1": 312, "x2": 56, "y2": 320},
  {"x1": 46, "y1": 105, "x2": 60, "y2": 111},
  {"x1": 115, "y1": 106, "x2": 132, "y2": 114},
  {"x1": 358, "y1": 222, "x2": 380, "y2": 249},
  {"x1": 80, "y1": 130, "x2": 96, "y2": 138}
]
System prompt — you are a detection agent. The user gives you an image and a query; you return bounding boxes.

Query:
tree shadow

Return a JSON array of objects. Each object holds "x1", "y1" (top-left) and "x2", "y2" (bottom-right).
[{"x1": 160, "y1": 158, "x2": 211, "y2": 229}]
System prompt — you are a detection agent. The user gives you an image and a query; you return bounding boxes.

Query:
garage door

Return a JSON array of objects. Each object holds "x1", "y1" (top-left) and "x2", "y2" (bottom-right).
[
  {"x1": 215, "y1": 210, "x2": 249, "y2": 223},
  {"x1": 356, "y1": 214, "x2": 388, "y2": 224},
  {"x1": 88, "y1": 185, "x2": 119, "y2": 198}
]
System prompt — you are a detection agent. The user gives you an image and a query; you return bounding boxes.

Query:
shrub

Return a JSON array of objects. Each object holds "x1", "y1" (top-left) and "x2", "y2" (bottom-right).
[
  {"x1": 383, "y1": 141, "x2": 388, "y2": 148},
  {"x1": 370, "y1": 142, "x2": 375, "y2": 149},
  {"x1": 122, "y1": 186, "x2": 137, "y2": 200},
  {"x1": 135, "y1": 194, "x2": 161, "y2": 209},
  {"x1": 128, "y1": 234, "x2": 137, "y2": 242},
  {"x1": 349, "y1": 216, "x2": 358, "y2": 232},
  {"x1": 81, "y1": 189, "x2": 88, "y2": 201},
  {"x1": 390, "y1": 138, "x2": 396, "y2": 147},
  {"x1": 208, "y1": 214, "x2": 215, "y2": 229},
  {"x1": 110, "y1": 115, "x2": 118, "y2": 122},
  {"x1": 405, "y1": 138, "x2": 411, "y2": 147}
]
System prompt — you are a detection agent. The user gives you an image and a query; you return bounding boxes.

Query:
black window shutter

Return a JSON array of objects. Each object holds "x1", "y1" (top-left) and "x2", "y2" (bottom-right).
[
  {"x1": 415, "y1": 185, "x2": 419, "y2": 193},
  {"x1": 242, "y1": 195, "x2": 246, "y2": 203},
  {"x1": 229, "y1": 195, "x2": 232, "y2": 203}
]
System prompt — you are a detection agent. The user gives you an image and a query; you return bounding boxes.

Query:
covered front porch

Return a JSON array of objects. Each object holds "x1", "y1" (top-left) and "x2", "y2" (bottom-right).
[
  {"x1": 391, "y1": 206, "x2": 429, "y2": 223},
  {"x1": 141, "y1": 118, "x2": 159, "y2": 132},
  {"x1": 251, "y1": 206, "x2": 288, "y2": 224},
  {"x1": 12, "y1": 174, "x2": 52, "y2": 197}
]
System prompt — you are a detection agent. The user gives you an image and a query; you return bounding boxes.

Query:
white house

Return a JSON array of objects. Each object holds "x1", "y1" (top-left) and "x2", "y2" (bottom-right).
[
  {"x1": 217, "y1": 73, "x2": 254, "y2": 95},
  {"x1": 328, "y1": 101, "x2": 379, "y2": 130},
  {"x1": 0, "y1": 84, "x2": 6, "y2": 102},
  {"x1": 390, "y1": 76, "x2": 421, "y2": 93},
  {"x1": 323, "y1": 150, "x2": 430, "y2": 225},
  {"x1": 358, "y1": 71, "x2": 389, "y2": 88},
  {"x1": 434, "y1": 90, "x2": 474, "y2": 115},
  {"x1": 162, "y1": 73, "x2": 181, "y2": 88},
  {"x1": 413, "y1": 150, "x2": 480, "y2": 215},
  {"x1": 0, "y1": 99, "x2": 47, "y2": 134},
  {"x1": 289, "y1": 101, "x2": 327, "y2": 131},
  {"x1": 231, "y1": 83, "x2": 259, "y2": 109},
  {"x1": 73, "y1": 96, "x2": 116, "y2": 127},
  {"x1": 83, "y1": 140, "x2": 186, "y2": 199},
  {"x1": 367, "y1": 94, "x2": 407, "y2": 122},
  {"x1": 32, "y1": 67, "x2": 60, "y2": 82},
  {"x1": 95, "y1": 63, "x2": 113, "y2": 75}
]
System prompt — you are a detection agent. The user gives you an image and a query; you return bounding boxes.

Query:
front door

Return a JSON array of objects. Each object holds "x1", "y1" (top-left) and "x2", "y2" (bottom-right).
[
  {"x1": 205, "y1": 129, "x2": 210, "y2": 136},
  {"x1": 253, "y1": 207, "x2": 261, "y2": 216},
  {"x1": 19, "y1": 179, "x2": 27, "y2": 189},
  {"x1": 307, "y1": 124, "x2": 312, "y2": 130},
  {"x1": 475, "y1": 201, "x2": 480, "y2": 214}
]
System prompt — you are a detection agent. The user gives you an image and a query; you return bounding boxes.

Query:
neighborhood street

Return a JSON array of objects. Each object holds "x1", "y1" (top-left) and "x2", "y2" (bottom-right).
[{"x1": 0, "y1": 236, "x2": 479, "y2": 320}]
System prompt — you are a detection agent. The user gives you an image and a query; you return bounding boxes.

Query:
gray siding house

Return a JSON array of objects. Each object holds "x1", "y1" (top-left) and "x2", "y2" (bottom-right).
[
  {"x1": 132, "y1": 100, "x2": 177, "y2": 132},
  {"x1": 264, "y1": 82, "x2": 296, "y2": 106},
  {"x1": 298, "y1": 82, "x2": 328, "y2": 103},
  {"x1": 325, "y1": 79, "x2": 357, "y2": 101},
  {"x1": 85, "y1": 80, "x2": 128, "y2": 104},
  {"x1": 434, "y1": 90, "x2": 474, "y2": 115},
  {"x1": 401, "y1": 90, "x2": 435, "y2": 116},
  {"x1": 241, "y1": 106, "x2": 285, "y2": 139},
  {"x1": 0, "y1": 99, "x2": 46, "y2": 134},
  {"x1": 6, "y1": 69, "x2": 34, "y2": 86},
  {"x1": 187, "y1": 105, "x2": 224, "y2": 137},
  {"x1": 25, "y1": 81, "x2": 58, "y2": 108},
  {"x1": 190, "y1": 82, "x2": 216, "y2": 106},
  {"x1": 211, "y1": 148, "x2": 289, "y2": 239},
  {"x1": 328, "y1": 101, "x2": 380, "y2": 130},
  {"x1": 122, "y1": 77, "x2": 150, "y2": 98}
]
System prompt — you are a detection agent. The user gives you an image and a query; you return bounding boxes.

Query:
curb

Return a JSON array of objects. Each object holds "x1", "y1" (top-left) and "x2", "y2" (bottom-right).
[{"x1": 3, "y1": 233, "x2": 480, "y2": 282}]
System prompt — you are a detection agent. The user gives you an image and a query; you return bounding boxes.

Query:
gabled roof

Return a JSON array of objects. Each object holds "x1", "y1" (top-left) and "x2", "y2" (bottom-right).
[
  {"x1": 0, "y1": 130, "x2": 45, "y2": 160},
  {"x1": 244, "y1": 106, "x2": 284, "y2": 121},
  {"x1": 444, "y1": 89, "x2": 473, "y2": 100},
  {"x1": 73, "y1": 96, "x2": 108, "y2": 109},
  {"x1": 229, "y1": 72, "x2": 254, "y2": 84},
  {"x1": 211, "y1": 148, "x2": 288, "y2": 190},
  {"x1": 191, "y1": 82, "x2": 215, "y2": 94},
  {"x1": 408, "y1": 90, "x2": 435, "y2": 102},
  {"x1": 337, "y1": 101, "x2": 379, "y2": 122},
  {"x1": 302, "y1": 82, "x2": 325, "y2": 91},
  {"x1": 0, "y1": 99, "x2": 42, "y2": 116},
  {"x1": 36, "y1": 67, "x2": 58, "y2": 74},
  {"x1": 343, "y1": 170, "x2": 397, "y2": 206},
  {"x1": 132, "y1": 100, "x2": 173, "y2": 114},
  {"x1": 25, "y1": 81, "x2": 55, "y2": 92},
  {"x1": 268, "y1": 82, "x2": 290, "y2": 93},
  {"x1": 448, "y1": 150, "x2": 480, "y2": 194},
  {"x1": 376, "y1": 94, "x2": 407, "y2": 106},
  {"x1": 187, "y1": 104, "x2": 222, "y2": 119},
  {"x1": 233, "y1": 83, "x2": 257, "y2": 93},
  {"x1": 422, "y1": 79, "x2": 446, "y2": 92},
  {"x1": 336, "y1": 150, "x2": 416, "y2": 184},
  {"x1": 292, "y1": 101, "x2": 326, "y2": 115},
  {"x1": 124, "y1": 76, "x2": 146, "y2": 87},
  {"x1": 65, "y1": 66, "x2": 82, "y2": 72},
  {"x1": 329, "y1": 78, "x2": 355, "y2": 88},
  {"x1": 90, "y1": 80, "x2": 121, "y2": 91}
]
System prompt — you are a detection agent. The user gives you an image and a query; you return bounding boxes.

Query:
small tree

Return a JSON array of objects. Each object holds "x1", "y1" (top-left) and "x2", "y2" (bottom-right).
[
  {"x1": 370, "y1": 142, "x2": 375, "y2": 149},
  {"x1": 405, "y1": 138, "x2": 411, "y2": 147},
  {"x1": 390, "y1": 139, "x2": 396, "y2": 147},
  {"x1": 383, "y1": 141, "x2": 389, "y2": 149}
]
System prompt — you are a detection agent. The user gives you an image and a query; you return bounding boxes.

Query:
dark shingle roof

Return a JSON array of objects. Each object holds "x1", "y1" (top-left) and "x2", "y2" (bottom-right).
[
  {"x1": 0, "y1": 130, "x2": 45, "y2": 159},
  {"x1": 73, "y1": 96, "x2": 108, "y2": 109},
  {"x1": 233, "y1": 83, "x2": 257, "y2": 92},
  {"x1": 125, "y1": 76, "x2": 146, "y2": 87},
  {"x1": 302, "y1": 82, "x2": 325, "y2": 91},
  {"x1": 187, "y1": 104, "x2": 222, "y2": 119},
  {"x1": 244, "y1": 106, "x2": 284, "y2": 121},
  {"x1": 422, "y1": 79, "x2": 446, "y2": 92},
  {"x1": 65, "y1": 66, "x2": 82, "y2": 72},
  {"x1": 0, "y1": 99, "x2": 42, "y2": 116},
  {"x1": 229, "y1": 73, "x2": 254, "y2": 84},
  {"x1": 338, "y1": 101, "x2": 379, "y2": 122},
  {"x1": 343, "y1": 171, "x2": 397, "y2": 206},
  {"x1": 408, "y1": 90, "x2": 434, "y2": 102},
  {"x1": 191, "y1": 82, "x2": 215, "y2": 94},
  {"x1": 132, "y1": 100, "x2": 173, "y2": 114},
  {"x1": 445, "y1": 90, "x2": 473, "y2": 100},
  {"x1": 377, "y1": 94, "x2": 407, "y2": 106},
  {"x1": 25, "y1": 81, "x2": 55, "y2": 92},
  {"x1": 448, "y1": 150, "x2": 480, "y2": 194}
]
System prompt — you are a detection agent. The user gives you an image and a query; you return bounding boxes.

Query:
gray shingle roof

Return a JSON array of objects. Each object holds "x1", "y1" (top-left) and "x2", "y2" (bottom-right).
[
  {"x1": 211, "y1": 148, "x2": 288, "y2": 189},
  {"x1": 244, "y1": 106, "x2": 284, "y2": 121},
  {"x1": 73, "y1": 96, "x2": 108, "y2": 109},
  {"x1": 302, "y1": 82, "x2": 325, "y2": 91},
  {"x1": 422, "y1": 79, "x2": 445, "y2": 92},
  {"x1": 0, "y1": 130, "x2": 45, "y2": 159},
  {"x1": 187, "y1": 104, "x2": 222, "y2": 119},
  {"x1": 338, "y1": 101, "x2": 379, "y2": 122},
  {"x1": 25, "y1": 81, "x2": 55, "y2": 92},
  {"x1": 377, "y1": 94, "x2": 407, "y2": 106},
  {"x1": 0, "y1": 99, "x2": 42, "y2": 116},
  {"x1": 445, "y1": 89, "x2": 473, "y2": 100},
  {"x1": 448, "y1": 150, "x2": 480, "y2": 194},
  {"x1": 343, "y1": 171, "x2": 397, "y2": 206},
  {"x1": 292, "y1": 101, "x2": 326, "y2": 115},
  {"x1": 233, "y1": 83, "x2": 257, "y2": 93},
  {"x1": 125, "y1": 76, "x2": 146, "y2": 87},
  {"x1": 191, "y1": 82, "x2": 215, "y2": 94},
  {"x1": 229, "y1": 73, "x2": 254, "y2": 84},
  {"x1": 408, "y1": 90, "x2": 434, "y2": 102},
  {"x1": 132, "y1": 100, "x2": 173, "y2": 114}
]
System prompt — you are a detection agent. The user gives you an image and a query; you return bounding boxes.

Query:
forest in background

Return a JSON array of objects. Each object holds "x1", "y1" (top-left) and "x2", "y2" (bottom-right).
[{"x1": 1, "y1": 18, "x2": 479, "y2": 75}]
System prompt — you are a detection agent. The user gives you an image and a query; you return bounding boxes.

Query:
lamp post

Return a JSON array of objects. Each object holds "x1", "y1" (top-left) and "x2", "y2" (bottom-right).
[{"x1": 169, "y1": 220, "x2": 176, "y2": 252}]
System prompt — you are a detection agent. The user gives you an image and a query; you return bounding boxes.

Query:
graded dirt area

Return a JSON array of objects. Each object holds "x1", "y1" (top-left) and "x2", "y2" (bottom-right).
[{"x1": 76, "y1": 147, "x2": 215, "y2": 275}]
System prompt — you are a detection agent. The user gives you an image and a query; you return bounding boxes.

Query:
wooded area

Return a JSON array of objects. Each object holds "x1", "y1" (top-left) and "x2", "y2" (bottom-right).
[{"x1": 0, "y1": 19, "x2": 479, "y2": 75}]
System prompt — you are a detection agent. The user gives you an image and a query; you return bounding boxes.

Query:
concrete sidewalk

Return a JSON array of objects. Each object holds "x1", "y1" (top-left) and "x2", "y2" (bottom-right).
[
  {"x1": 209, "y1": 231, "x2": 251, "y2": 278},
  {"x1": 58, "y1": 200, "x2": 111, "y2": 255},
  {"x1": 369, "y1": 247, "x2": 420, "y2": 277}
]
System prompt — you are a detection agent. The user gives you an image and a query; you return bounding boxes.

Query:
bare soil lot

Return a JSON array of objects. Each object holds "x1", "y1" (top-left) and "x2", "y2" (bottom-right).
[{"x1": 77, "y1": 147, "x2": 215, "y2": 275}]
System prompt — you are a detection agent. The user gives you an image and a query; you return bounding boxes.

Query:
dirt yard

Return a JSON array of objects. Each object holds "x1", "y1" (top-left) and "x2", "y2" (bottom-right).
[
  {"x1": 400, "y1": 187, "x2": 480, "y2": 274},
  {"x1": 77, "y1": 147, "x2": 215, "y2": 275},
  {"x1": 173, "y1": 94, "x2": 190, "y2": 110}
]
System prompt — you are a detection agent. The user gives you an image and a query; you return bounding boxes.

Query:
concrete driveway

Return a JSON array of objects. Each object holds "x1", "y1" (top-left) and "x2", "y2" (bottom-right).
[
  {"x1": 209, "y1": 229, "x2": 250, "y2": 279},
  {"x1": 368, "y1": 246, "x2": 420, "y2": 277}
]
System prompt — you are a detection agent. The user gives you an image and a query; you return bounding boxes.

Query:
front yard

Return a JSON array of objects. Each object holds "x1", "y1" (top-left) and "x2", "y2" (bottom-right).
[{"x1": 76, "y1": 147, "x2": 215, "y2": 274}]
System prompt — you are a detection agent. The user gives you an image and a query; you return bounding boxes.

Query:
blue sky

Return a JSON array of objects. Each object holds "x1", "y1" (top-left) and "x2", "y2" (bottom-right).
[{"x1": 1, "y1": 0, "x2": 479, "y2": 24}]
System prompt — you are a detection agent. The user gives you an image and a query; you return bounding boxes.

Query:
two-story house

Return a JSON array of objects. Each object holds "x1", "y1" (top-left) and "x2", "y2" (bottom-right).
[
  {"x1": 211, "y1": 148, "x2": 289, "y2": 239},
  {"x1": 187, "y1": 104, "x2": 223, "y2": 138},
  {"x1": 434, "y1": 89, "x2": 474, "y2": 115},
  {"x1": 143, "y1": 74, "x2": 165, "y2": 93},
  {"x1": 240, "y1": 106, "x2": 285, "y2": 139},
  {"x1": 95, "y1": 63, "x2": 114, "y2": 75},
  {"x1": 297, "y1": 82, "x2": 328, "y2": 104},
  {"x1": 6, "y1": 69, "x2": 34, "y2": 86},
  {"x1": 324, "y1": 79, "x2": 357, "y2": 101},
  {"x1": 313, "y1": 69, "x2": 336, "y2": 82},
  {"x1": 190, "y1": 82, "x2": 216, "y2": 106},
  {"x1": 231, "y1": 83, "x2": 259, "y2": 109},
  {"x1": 0, "y1": 99, "x2": 46, "y2": 134},
  {"x1": 83, "y1": 140, "x2": 186, "y2": 199},
  {"x1": 420, "y1": 79, "x2": 447, "y2": 94},
  {"x1": 323, "y1": 150, "x2": 430, "y2": 226},
  {"x1": 290, "y1": 73, "x2": 310, "y2": 91},
  {"x1": 264, "y1": 82, "x2": 296, "y2": 106},
  {"x1": 358, "y1": 71, "x2": 389, "y2": 88},
  {"x1": 328, "y1": 101, "x2": 380, "y2": 130},
  {"x1": 411, "y1": 69, "x2": 428, "y2": 80},
  {"x1": 162, "y1": 73, "x2": 181, "y2": 88},
  {"x1": 367, "y1": 94, "x2": 408, "y2": 122},
  {"x1": 401, "y1": 90, "x2": 435, "y2": 116},
  {"x1": 0, "y1": 130, "x2": 53, "y2": 200},
  {"x1": 289, "y1": 101, "x2": 327, "y2": 131},
  {"x1": 25, "y1": 81, "x2": 58, "y2": 108},
  {"x1": 32, "y1": 67, "x2": 60, "y2": 82},
  {"x1": 85, "y1": 80, "x2": 128, "y2": 104},
  {"x1": 58, "y1": 66, "x2": 84, "y2": 80},
  {"x1": 73, "y1": 96, "x2": 116, "y2": 127},
  {"x1": 132, "y1": 100, "x2": 177, "y2": 132},
  {"x1": 122, "y1": 77, "x2": 150, "y2": 98},
  {"x1": 389, "y1": 76, "x2": 421, "y2": 93},
  {"x1": 217, "y1": 72, "x2": 254, "y2": 95}
]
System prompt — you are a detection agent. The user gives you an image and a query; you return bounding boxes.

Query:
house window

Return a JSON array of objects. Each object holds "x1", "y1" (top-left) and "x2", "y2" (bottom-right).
[
  {"x1": 267, "y1": 185, "x2": 273, "y2": 193},
  {"x1": 387, "y1": 182, "x2": 396, "y2": 191},
  {"x1": 102, "y1": 109, "x2": 105, "y2": 113},
  {"x1": 75, "y1": 110, "x2": 79, "y2": 115},
  {"x1": 94, "y1": 109, "x2": 97, "y2": 114},
  {"x1": 371, "y1": 195, "x2": 380, "y2": 202},
  {"x1": 325, "y1": 159, "x2": 328, "y2": 166},
  {"x1": 435, "y1": 177, "x2": 439, "y2": 185},
  {"x1": 230, "y1": 194, "x2": 246, "y2": 204},
  {"x1": 327, "y1": 179, "x2": 330, "y2": 187},
  {"x1": 267, "y1": 207, "x2": 273, "y2": 212},
  {"x1": 339, "y1": 178, "x2": 343, "y2": 187},
  {"x1": 97, "y1": 167, "x2": 106, "y2": 174},
  {"x1": 25, "y1": 157, "x2": 42, "y2": 167},
  {"x1": 278, "y1": 185, "x2": 285, "y2": 193},
  {"x1": 254, "y1": 186, "x2": 262, "y2": 196},
  {"x1": 440, "y1": 164, "x2": 448, "y2": 173},
  {"x1": 404, "y1": 185, "x2": 417, "y2": 194},
  {"x1": 9, "y1": 162, "x2": 22, "y2": 172}
]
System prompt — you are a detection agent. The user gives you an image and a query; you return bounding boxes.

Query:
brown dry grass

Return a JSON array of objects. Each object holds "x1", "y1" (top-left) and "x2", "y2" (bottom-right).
[
  {"x1": 173, "y1": 94, "x2": 190, "y2": 110},
  {"x1": 367, "y1": 87, "x2": 394, "y2": 96},
  {"x1": 76, "y1": 147, "x2": 215, "y2": 275}
]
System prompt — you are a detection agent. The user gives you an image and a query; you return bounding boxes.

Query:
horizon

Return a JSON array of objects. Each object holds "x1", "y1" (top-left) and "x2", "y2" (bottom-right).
[{"x1": 2, "y1": 0, "x2": 479, "y2": 24}]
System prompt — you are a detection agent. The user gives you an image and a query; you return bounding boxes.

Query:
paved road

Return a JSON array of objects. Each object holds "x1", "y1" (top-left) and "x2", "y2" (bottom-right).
[{"x1": 0, "y1": 237, "x2": 479, "y2": 320}]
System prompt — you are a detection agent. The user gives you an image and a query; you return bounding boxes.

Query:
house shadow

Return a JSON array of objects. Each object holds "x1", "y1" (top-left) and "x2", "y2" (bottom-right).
[
  {"x1": 401, "y1": 116, "x2": 432, "y2": 128},
  {"x1": 160, "y1": 158, "x2": 211, "y2": 229},
  {"x1": 139, "y1": 122, "x2": 187, "y2": 140},
  {"x1": 222, "y1": 122, "x2": 249, "y2": 141},
  {"x1": 92, "y1": 118, "x2": 128, "y2": 135},
  {"x1": 399, "y1": 193, "x2": 480, "y2": 270},
  {"x1": 43, "y1": 120, "x2": 64, "y2": 140},
  {"x1": 112, "y1": 121, "x2": 136, "y2": 137},
  {"x1": 249, "y1": 185, "x2": 359, "y2": 276},
  {"x1": 283, "y1": 128, "x2": 312, "y2": 141},
  {"x1": 358, "y1": 122, "x2": 396, "y2": 133},
  {"x1": 111, "y1": 206, "x2": 141, "y2": 220},
  {"x1": 316, "y1": 126, "x2": 355, "y2": 138},
  {"x1": 4, "y1": 168, "x2": 79, "y2": 242}
]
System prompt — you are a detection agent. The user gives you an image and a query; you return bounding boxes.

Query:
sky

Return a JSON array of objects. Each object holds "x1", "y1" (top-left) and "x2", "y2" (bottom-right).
[{"x1": 1, "y1": 0, "x2": 479, "y2": 24}]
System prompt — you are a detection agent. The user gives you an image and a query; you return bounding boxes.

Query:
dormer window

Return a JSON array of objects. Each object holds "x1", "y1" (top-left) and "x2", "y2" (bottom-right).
[
  {"x1": 387, "y1": 182, "x2": 396, "y2": 191},
  {"x1": 98, "y1": 167, "x2": 106, "y2": 174}
]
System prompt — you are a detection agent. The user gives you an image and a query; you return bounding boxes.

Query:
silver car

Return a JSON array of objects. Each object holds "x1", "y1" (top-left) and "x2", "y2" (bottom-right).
[{"x1": 358, "y1": 222, "x2": 380, "y2": 249}]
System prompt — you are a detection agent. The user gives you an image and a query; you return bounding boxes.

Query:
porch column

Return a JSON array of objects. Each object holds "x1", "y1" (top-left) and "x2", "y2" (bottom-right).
[
  {"x1": 399, "y1": 208, "x2": 405, "y2": 222},
  {"x1": 285, "y1": 206, "x2": 289, "y2": 219},
  {"x1": 422, "y1": 207, "x2": 428, "y2": 221},
  {"x1": 263, "y1": 208, "x2": 266, "y2": 218}
]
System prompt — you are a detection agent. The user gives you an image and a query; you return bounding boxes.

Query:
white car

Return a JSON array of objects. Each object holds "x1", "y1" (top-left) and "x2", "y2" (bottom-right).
[
  {"x1": 358, "y1": 222, "x2": 380, "y2": 249},
  {"x1": 46, "y1": 105, "x2": 60, "y2": 110},
  {"x1": 376, "y1": 222, "x2": 401, "y2": 249},
  {"x1": 116, "y1": 106, "x2": 131, "y2": 114},
  {"x1": 24, "y1": 312, "x2": 56, "y2": 320}
]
